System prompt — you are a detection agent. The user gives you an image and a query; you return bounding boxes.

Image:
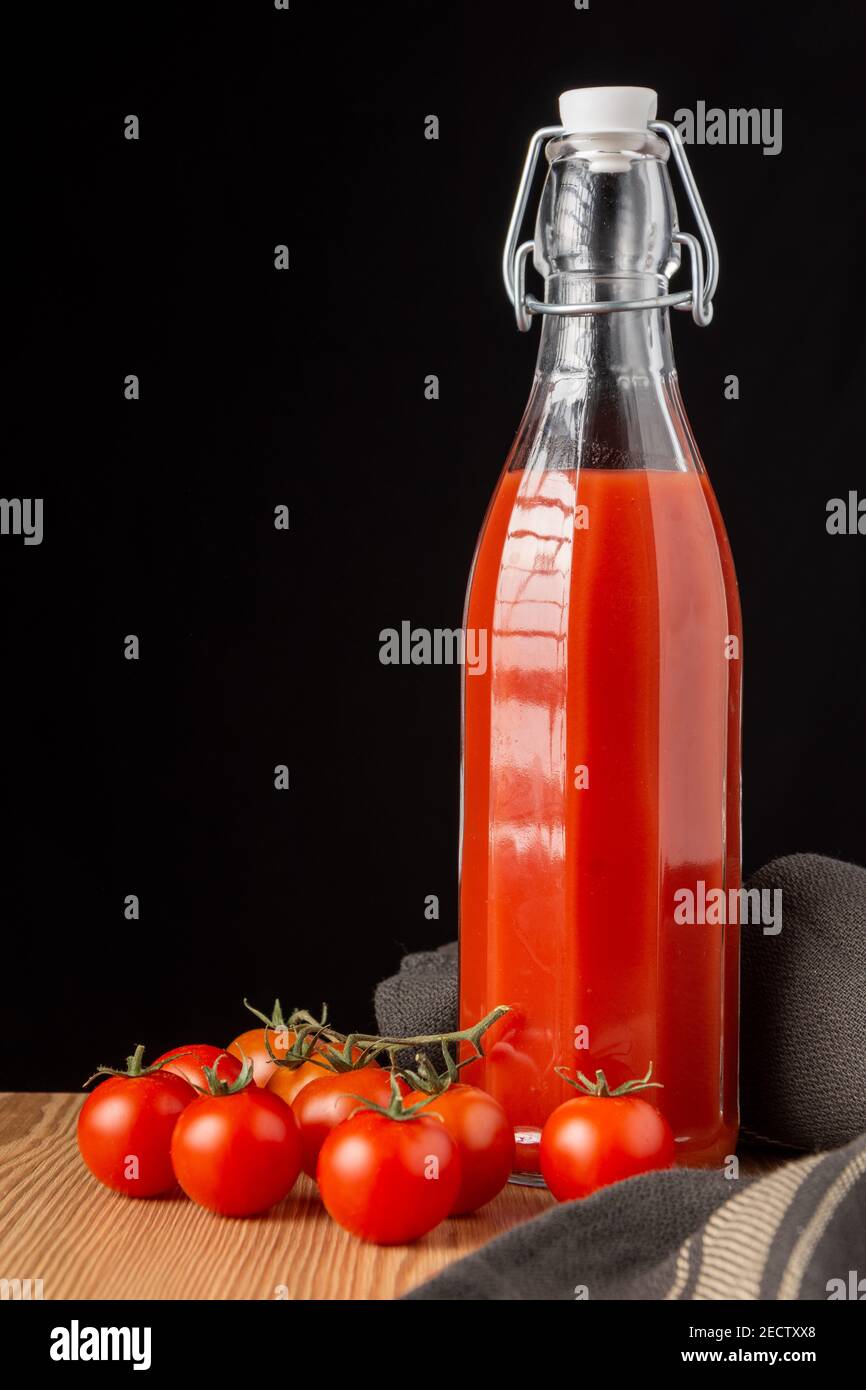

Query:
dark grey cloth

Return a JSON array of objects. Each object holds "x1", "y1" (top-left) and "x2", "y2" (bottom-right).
[
  {"x1": 407, "y1": 1133, "x2": 866, "y2": 1301},
  {"x1": 373, "y1": 940, "x2": 458, "y2": 1063},
  {"x1": 740, "y1": 854, "x2": 866, "y2": 1150},
  {"x1": 374, "y1": 854, "x2": 866, "y2": 1152}
]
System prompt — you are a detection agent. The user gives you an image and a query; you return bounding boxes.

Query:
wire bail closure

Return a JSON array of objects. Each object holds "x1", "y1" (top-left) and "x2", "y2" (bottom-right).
[{"x1": 503, "y1": 119, "x2": 719, "y2": 332}]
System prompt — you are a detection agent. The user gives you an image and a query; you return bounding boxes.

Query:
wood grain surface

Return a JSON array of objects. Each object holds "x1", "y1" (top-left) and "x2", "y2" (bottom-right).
[
  {"x1": 0, "y1": 1093, "x2": 553, "y2": 1300},
  {"x1": 0, "y1": 1093, "x2": 786, "y2": 1301}
]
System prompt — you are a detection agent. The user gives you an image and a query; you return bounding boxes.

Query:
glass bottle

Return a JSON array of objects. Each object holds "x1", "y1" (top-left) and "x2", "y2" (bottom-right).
[{"x1": 459, "y1": 87, "x2": 741, "y2": 1182}]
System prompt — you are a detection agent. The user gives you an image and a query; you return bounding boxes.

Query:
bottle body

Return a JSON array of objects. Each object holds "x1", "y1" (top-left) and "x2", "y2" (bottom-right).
[{"x1": 459, "y1": 238, "x2": 741, "y2": 1177}]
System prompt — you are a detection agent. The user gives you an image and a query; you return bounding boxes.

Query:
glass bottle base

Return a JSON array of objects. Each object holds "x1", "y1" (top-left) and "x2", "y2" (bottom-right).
[
  {"x1": 511, "y1": 1126, "x2": 544, "y2": 1186},
  {"x1": 508, "y1": 1170, "x2": 547, "y2": 1188}
]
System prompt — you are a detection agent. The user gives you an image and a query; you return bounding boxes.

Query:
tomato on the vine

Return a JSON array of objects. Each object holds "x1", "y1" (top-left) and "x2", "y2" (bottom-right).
[
  {"x1": 226, "y1": 1000, "x2": 299, "y2": 1087},
  {"x1": 77, "y1": 1045, "x2": 196, "y2": 1197},
  {"x1": 317, "y1": 1089, "x2": 461, "y2": 1244},
  {"x1": 152, "y1": 1044, "x2": 241, "y2": 1092},
  {"x1": 540, "y1": 1065, "x2": 675, "y2": 1200},
  {"x1": 292, "y1": 1066, "x2": 400, "y2": 1177},
  {"x1": 267, "y1": 1041, "x2": 371, "y2": 1108},
  {"x1": 171, "y1": 1065, "x2": 302, "y2": 1217},
  {"x1": 402, "y1": 1083, "x2": 513, "y2": 1214}
]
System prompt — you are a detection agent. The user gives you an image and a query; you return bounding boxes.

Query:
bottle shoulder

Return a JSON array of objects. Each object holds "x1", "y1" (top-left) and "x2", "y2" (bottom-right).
[{"x1": 506, "y1": 369, "x2": 702, "y2": 476}]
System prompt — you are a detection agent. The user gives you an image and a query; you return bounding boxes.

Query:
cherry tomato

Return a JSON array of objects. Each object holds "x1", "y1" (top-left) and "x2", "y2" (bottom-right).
[
  {"x1": 403, "y1": 1084, "x2": 513, "y2": 1214},
  {"x1": 152, "y1": 1044, "x2": 242, "y2": 1092},
  {"x1": 540, "y1": 1094, "x2": 675, "y2": 1200},
  {"x1": 171, "y1": 1084, "x2": 302, "y2": 1216},
  {"x1": 267, "y1": 1042, "x2": 371, "y2": 1108},
  {"x1": 78, "y1": 1069, "x2": 195, "y2": 1197},
  {"x1": 227, "y1": 1026, "x2": 296, "y2": 1088},
  {"x1": 292, "y1": 1067, "x2": 399, "y2": 1177},
  {"x1": 317, "y1": 1110, "x2": 461, "y2": 1244}
]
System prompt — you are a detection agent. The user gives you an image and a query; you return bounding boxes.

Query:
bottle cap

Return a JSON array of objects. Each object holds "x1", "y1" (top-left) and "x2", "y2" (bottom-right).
[{"x1": 558, "y1": 86, "x2": 657, "y2": 135}]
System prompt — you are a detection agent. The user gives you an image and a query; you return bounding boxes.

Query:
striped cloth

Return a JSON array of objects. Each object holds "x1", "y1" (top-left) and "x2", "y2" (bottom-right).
[{"x1": 407, "y1": 1134, "x2": 866, "y2": 1301}]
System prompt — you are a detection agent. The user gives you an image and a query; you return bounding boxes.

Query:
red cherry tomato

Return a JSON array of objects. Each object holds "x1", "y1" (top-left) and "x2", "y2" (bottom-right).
[
  {"x1": 152, "y1": 1044, "x2": 242, "y2": 1092},
  {"x1": 403, "y1": 1084, "x2": 513, "y2": 1214},
  {"x1": 227, "y1": 1002, "x2": 344, "y2": 1088},
  {"x1": 317, "y1": 1110, "x2": 461, "y2": 1244},
  {"x1": 171, "y1": 1084, "x2": 302, "y2": 1216},
  {"x1": 540, "y1": 1094, "x2": 675, "y2": 1200},
  {"x1": 227, "y1": 1026, "x2": 296, "y2": 1087},
  {"x1": 78, "y1": 1069, "x2": 195, "y2": 1197},
  {"x1": 267, "y1": 1042, "x2": 371, "y2": 1108},
  {"x1": 291, "y1": 1067, "x2": 398, "y2": 1177}
]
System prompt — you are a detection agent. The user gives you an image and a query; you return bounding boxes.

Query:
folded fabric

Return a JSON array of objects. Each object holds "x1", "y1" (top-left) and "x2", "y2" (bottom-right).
[
  {"x1": 407, "y1": 1132, "x2": 866, "y2": 1300},
  {"x1": 374, "y1": 940, "x2": 457, "y2": 1062},
  {"x1": 374, "y1": 854, "x2": 866, "y2": 1151},
  {"x1": 741, "y1": 854, "x2": 866, "y2": 1150}
]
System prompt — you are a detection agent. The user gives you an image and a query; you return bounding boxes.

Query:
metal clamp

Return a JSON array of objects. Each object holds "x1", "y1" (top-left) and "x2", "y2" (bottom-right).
[{"x1": 503, "y1": 118, "x2": 719, "y2": 331}]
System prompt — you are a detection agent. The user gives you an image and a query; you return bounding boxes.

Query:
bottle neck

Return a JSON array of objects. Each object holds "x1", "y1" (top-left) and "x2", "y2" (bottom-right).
[
  {"x1": 521, "y1": 273, "x2": 695, "y2": 473},
  {"x1": 518, "y1": 142, "x2": 697, "y2": 471},
  {"x1": 531, "y1": 137, "x2": 681, "y2": 388},
  {"x1": 536, "y1": 273, "x2": 676, "y2": 381}
]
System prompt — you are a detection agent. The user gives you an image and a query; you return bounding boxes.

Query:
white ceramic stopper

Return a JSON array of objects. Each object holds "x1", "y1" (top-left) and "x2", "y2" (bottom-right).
[{"x1": 558, "y1": 86, "x2": 657, "y2": 135}]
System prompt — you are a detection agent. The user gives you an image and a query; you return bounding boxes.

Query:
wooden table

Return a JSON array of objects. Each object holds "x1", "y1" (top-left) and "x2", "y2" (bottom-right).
[
  {"x1": 0, "y1": 1093, "x2": 782, "y2": 1301},
  {"x1": 0, "y1": 1093, "x2": 554, "y2": 1300}
]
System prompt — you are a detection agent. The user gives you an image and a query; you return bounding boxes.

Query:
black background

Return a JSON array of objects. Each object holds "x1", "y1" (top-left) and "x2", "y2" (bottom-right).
[{"x1": 3, "y1": 0, "x2": 865, "y2": 1090}]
